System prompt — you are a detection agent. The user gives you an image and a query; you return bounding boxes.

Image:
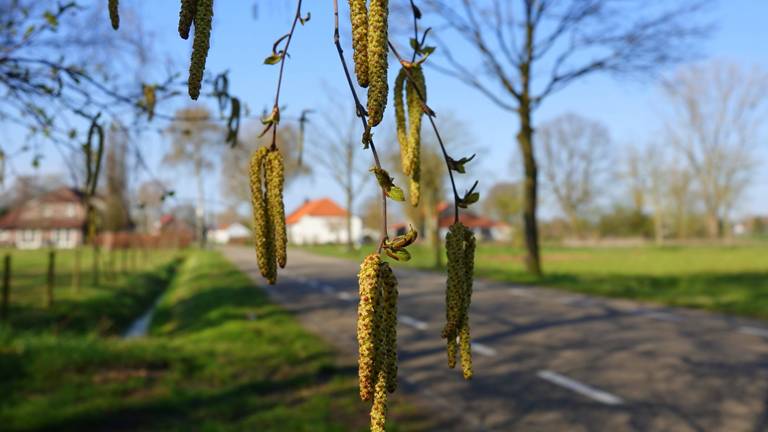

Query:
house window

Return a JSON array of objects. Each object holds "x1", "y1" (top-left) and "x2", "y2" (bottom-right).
[
  {"x1": 22, "y1": 230, "x2": 35, "y2": 242},
  {"x1": 66, "y1": 204, "x2": 76, "y2": 218}
]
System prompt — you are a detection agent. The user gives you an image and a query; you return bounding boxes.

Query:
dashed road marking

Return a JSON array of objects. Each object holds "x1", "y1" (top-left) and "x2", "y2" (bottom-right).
[
  {"x1": 336, "y1": 291, "x2": 355, "y2": 301},
  {"x1": 508, "y1": 288, "x2": 534, "y2": 298},
  {"x1": 537, "y1": 370, "x2": 624, "y2": 405},
  {"x1": 401, "y1": 315, "x2": 428, "y2": 330},
  {"x1": 472, "y1": 343, "x2": 497, "y2": 357},
  {"x1": 639, "y1": 311, "x2": 682, "y2": 322},
  {"x1": 739, "y1": 326, "x2": 768, "y2": 338}
]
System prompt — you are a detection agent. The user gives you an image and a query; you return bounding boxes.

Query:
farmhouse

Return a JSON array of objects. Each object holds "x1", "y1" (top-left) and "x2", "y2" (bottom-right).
[
  {"x1": 286, "y1": 198, "x2": 363, "y2": 245},
  {"x1": 0, "y1": 187, "x2": 89, "y2": 249},
  {"x1": 209, "y1": 222, "x2": 250, "y2": 244}
]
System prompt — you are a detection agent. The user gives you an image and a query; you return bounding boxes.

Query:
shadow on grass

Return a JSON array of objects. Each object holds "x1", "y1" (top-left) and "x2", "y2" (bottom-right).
[{"x1": 4, "y1": 260, "x2": 181, "y2": 335}]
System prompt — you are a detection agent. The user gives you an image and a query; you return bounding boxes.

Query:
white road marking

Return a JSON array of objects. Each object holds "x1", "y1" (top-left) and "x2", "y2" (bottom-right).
[
  {"x1": 508, "y1": 288, "x2": 534, "y2": 298},
  {"x1": 537, "y1": 370, "x2": 624, "y2": 406},
  {"x1": 640, "y1": 311, "x2": 682, "y2": 322},
  {"x1": 337, "y1": 291, "x2": 355, "y2": 301},
  {"x1": 400, "y1": 315, "x2": 428, "y2": 330},
  {"x1": 472, "y1": 342, "x2": 497, "y2": 357},
  {"x1": 738, "y1": 326, "x2": 768, "y2": 338}
]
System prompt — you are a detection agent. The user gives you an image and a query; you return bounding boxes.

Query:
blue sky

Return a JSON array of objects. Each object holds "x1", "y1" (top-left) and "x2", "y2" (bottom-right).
[{"x1": 4, "y1": 0, "x2": 767, "y2": 220}]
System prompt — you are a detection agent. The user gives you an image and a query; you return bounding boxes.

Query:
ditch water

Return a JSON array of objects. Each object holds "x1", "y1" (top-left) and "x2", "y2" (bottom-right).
[{"x1": 123, "y1": 295, "x2": 163, "y2": 339}]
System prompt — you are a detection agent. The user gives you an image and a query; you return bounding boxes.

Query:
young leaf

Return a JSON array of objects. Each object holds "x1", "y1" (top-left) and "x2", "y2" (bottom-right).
[{"x1": 264, "y1": 53, "x2": 283, "y2": 65}]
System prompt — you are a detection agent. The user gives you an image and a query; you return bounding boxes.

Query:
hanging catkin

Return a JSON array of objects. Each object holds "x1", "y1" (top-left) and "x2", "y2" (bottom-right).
[
  {"x1": 108, "y1": 0, "x2": 119, "y2": 30},
  {"x1": 266, "y1": 150, "x2": 287, "y2": 269},
  {"x1": 188, "y1": 0, "x2": 214, "y2": 100},
  {"x1": 348, "y1": 0, "x2": 369, "y2": 88},
  {"x1": 443, "y1": 222, "x2": 475, "y2": 378},
  {"x1": 179, "y1": 0, "x2": 197, "y2": 40},
  {"x1": 357, "y1": 253, "x2": 380, "y2": 401},
  {"x1": 249, "y1": 146, "x2": 276, "y2": 284},
  {"x1": 380, "y1": 261, "x2": 398, "y2": 394},
  {"x1": 366, "y1": 0, "x2": 389, "y2": 127},
  {"x1": 393, "y1": 68, "x2": 410, "y2": 173}
]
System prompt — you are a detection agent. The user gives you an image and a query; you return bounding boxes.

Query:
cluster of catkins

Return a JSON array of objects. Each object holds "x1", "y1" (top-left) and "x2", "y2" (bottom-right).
[
  {"x1": 178, "y1": 0, "x2": 214, "y2": 100},
  {"x1": 357, "y1": 254, "x2": 398, "y2": 432},
  {"x1": 394, "y1": 66, "x2": 426, "y2": 206},
  {"x1": 443, "y1": 222, "x2": 476, "y2": 379},
  {"x1": 249, "y1": 147, "x2": 287, "y2": 285},
  {"x1": 348, "y1": 0, "x2": 389, "y2": 127}
]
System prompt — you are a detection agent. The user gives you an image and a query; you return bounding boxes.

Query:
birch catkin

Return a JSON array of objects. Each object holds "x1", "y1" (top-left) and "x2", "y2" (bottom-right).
[
  {"x1": 266, "y1": 150, "x2": 287, "y2": 269},
  {"x1": 357, "y1": 254, "x2": 380, "y2": 401},
  {"x1": 188, "y1": 0, "x2": 214, "y2": 100},
  {"x1": 380, "y1": 261, "x2": 398, "y2": 394},
  {"x1": 443, "y1": 222, "x2": 475, "y2": 378},
  {"x1": 394, "y1": 68, "x2": 409, "y2": 174},
  {"x1": 366, "y1": 0, "x2": 389, "y2": 127},
  {"x1": 249, "y1": 147, "x2": 276, "y2": 284},
  {"x1": 348, "y1": 0, "x2": 369, "y2": 88},
  {"x1": 108, "y1": 0, "x2": 119, "y2": 30},
  {"x1": 179, "y1": 0, "x2": 197, "y2": 40}
]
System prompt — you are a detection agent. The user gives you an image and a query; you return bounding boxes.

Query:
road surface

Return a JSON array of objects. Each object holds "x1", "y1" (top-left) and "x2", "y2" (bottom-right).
[{"x1": 222, "y1": 246, "x2": 768, "y2": 432}]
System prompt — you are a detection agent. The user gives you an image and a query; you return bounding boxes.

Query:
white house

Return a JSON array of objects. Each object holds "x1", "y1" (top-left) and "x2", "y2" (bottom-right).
[
  {"x1": 209, "y1": 222, "x2": 250, "y2": 244},
  {"x1": 286, "y1": 198, "x2": 363, "y2": 245}
]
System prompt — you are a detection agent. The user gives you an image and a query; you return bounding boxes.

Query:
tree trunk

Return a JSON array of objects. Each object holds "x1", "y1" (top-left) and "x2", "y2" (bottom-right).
[
  {"x1": 432, "y1": 209, "x2": 442, "y2": 268},
  {"x1": 705, "y1": 212, "x2": 720, "y2": 238},
  {"x1": 345, "y1": 190, "x2": 354, "y2": 252},
  {"x1": 517, "y1": 104, "x2": 542, "y2": 276}
]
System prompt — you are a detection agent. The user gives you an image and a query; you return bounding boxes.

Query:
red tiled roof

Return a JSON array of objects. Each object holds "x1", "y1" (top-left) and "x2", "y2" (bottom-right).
[
  {"x1": 0, "y1": 187, "x2": 86, "y2": 230},
  {"x1": 286, "y1": 198, "x2": 348, "y2": 225}
]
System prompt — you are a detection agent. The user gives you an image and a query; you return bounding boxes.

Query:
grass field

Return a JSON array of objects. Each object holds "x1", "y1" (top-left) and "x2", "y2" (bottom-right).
[
  {"x1": 0, "y1": 249, "x2": 429, "y2": 431},
  {"x1": 302, "y1": 243, "x2": 768, "y2": 319},
  {"x1": 0, "y1": 247, "x2": 179, "y2": 334}
]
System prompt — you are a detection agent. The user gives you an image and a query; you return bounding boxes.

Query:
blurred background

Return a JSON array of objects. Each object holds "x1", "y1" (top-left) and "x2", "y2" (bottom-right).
[{"x1": 0, "y1": 0, "x2": 766, "y2": 431}]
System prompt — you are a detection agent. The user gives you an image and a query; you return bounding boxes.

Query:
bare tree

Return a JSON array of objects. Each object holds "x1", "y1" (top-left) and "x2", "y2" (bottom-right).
[
  {"x1": 309, "y1": 107, "x2": 369, "y2": 252},
  {"x1": 417, "y1": 0, "x2": 711, "y2": 274},
  {"x1": 540, "y1": 113, "x2": 611, "y2": 237},
  {"x1": 102, "y1": 122, "x2": 132, "y2": 231},
  {"x1": 663, "y1": 61, "x2": 766, "y2": 238},
  {"x1": 164, "y1": 106, "x2": 223, "y2": 246}
]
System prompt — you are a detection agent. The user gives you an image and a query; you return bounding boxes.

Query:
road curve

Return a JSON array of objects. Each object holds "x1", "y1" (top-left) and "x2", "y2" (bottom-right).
[{"x1": 221, "y1": 246, "x2": 768, "y2": 432}]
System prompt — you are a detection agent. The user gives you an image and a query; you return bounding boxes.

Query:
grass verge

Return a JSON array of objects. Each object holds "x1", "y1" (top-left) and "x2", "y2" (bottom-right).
[
  {"x1": 302, "y1": 243, "x2": 768, "y2": 319},
  {"x1": 0, "y1": 250, "x2": 431, "y2": 431}
]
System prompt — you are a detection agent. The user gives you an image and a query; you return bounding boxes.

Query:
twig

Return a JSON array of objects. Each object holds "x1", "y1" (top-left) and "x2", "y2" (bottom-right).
[{"x1": 270, "y1": 0, "x2": 305, "y2": 151}]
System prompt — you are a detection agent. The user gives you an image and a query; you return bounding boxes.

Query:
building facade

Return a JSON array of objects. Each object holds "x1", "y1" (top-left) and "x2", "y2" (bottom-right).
[
  {"x1": 286, "y1": 198, "x2": 363, "y2": 245},
  {"x1": 0, "y1": 187, "x2": 88, "y2": 249}
]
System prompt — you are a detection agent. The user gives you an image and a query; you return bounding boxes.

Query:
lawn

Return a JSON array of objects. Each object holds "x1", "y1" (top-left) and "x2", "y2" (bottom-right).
[
  {"x1": 302, "y1": 243, "x2": 768, "y2": 319},
  {"x1": 0, "y1": 249, "x2": 430, "y2": 431},
  {"x1": 0, "y1": 247, "x2": 179, "y2": 334}
]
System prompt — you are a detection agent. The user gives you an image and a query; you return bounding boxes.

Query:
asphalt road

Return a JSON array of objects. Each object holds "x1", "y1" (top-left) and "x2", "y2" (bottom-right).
[{"x1": 221, "y1": 246, "x2": 768, "y2": 432}]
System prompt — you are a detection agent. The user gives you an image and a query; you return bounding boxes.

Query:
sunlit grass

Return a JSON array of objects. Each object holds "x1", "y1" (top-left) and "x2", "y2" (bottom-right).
[{"x1": 0, "y1": 250, "x2": 428, "y2": 431}]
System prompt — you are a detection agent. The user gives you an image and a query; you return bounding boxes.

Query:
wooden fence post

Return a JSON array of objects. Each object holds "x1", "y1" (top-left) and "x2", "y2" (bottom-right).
[
  {"x1": 72, "y1": 247, "x2": 81, "y2": 293},
  {"x1": 1, "y1": 255, "x2": 10, "y2": 321},
  {"x1": 46, "y1": 250, "x2": 55, "y2": 308}
]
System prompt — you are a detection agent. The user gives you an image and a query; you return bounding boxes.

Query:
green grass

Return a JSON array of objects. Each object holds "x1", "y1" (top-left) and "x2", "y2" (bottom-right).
[
  {"x1": 0, "y1": 248, "x2": 179, "y2": 334},
  {"x1": 302, "y1": 243, "x2": 768, "y2": 319},
  {"x1": 0, "y1": 250, "x2": 431, "y2": 431}
]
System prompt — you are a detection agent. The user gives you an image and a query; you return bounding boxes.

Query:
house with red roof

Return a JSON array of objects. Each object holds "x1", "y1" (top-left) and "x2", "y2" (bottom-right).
[
  {"x1": 391, "y1": 202, "x2": 512, "y2": 242},
  {"x1": 286, "y1": 198, "x2": 363, "y2": 245},
  {"x1": 0, "y1": 187, "x2": 90, "y2": 249}
]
